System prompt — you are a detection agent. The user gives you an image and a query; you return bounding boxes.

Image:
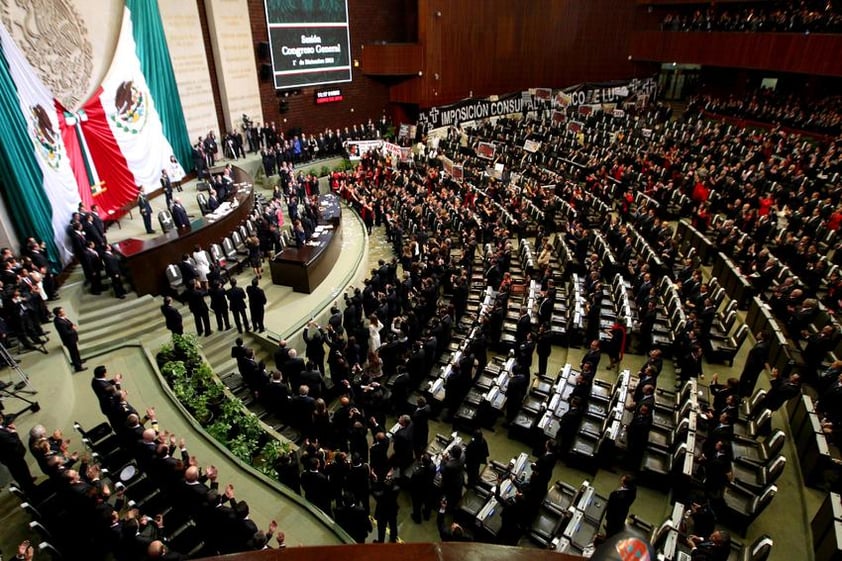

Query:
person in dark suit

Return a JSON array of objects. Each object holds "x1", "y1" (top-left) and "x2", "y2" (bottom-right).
[
  {"x1": 226, "y1": 278, "x2": 250, "y2": 333},
  {"x1": 411, "y1": 396, "x2": 431, "y2": 458},
  {"x1": 556, "y1": 396, "x2": 584, "y2": 456},
  {"x1": 759, "y1": 369, "x2": 802, "y2": 411},
  {"x1": 536, "y1": 323, "x2": 553, "y2": 378},
  {"x1": 178, "y1": 254, "x2": 199, "y2": 288},
  {"x1": 262, "y1": 371, "x2": 291, "y2": 420},
  {"x1": 390, "y1": 415, "x2": 414, "y2": 475},
  {"x1": 102, "y1": 244, "x2": 126, "y2": 299},
  {"x1": 0, "y1": 414, "x2": 36, "y2": 493},
  {"x1": 515, "y1": 307, "x2": 532, "y2": 345},
  {"x1": 185, "y1": 280, "x2": 211, "y2": 337},
  {"x1": 688, "y1": 530, "x2": 731, "y2": 561},
  {"x1": 373, "y1": 473, "x2": 401, "y2": 542},
  {"x1": 171, "y1": 199, "x2": 190, "y2": 229},
  {"x1": 83, "y1": 241, "x2": 104, "y2": 295},
  {"x1": 626, "y1": 404, "x2": 652, "y2": 470},
  {"x1": 246, "y1": 277, "x2": 267, "y2": 332},
  {"x1": 301, "y1": 458, "x2": 332, "y2": 515},
  {"x1": 604, "y1": 474, "x2": 637, "y2": 537},
  {"x1": 137, "y1": 187, "x2": 154, "y2": 234},
  {"x1": 334, "y1": 493, "x2": 372, "y2": 543},
  {"x1": 208, "y1": 280, "x2": 231, "y2": 331},
  {"x1": 739, "y1": 331, "x2": 770, "y2": 398},
  {"x1": 91, "y1": 365, "x2": 121, "y2": 413},
  {"x1": 409, "y1": 453, "x2": 437, "y2": 523},
  {"x1": 283, "y1": 349, "x2": 306, "y2": 389},
  {"x1": 160, "y1": 169, "x2": 173, "y2": 209},
  {"x1": 160, "y1": 296, "x2": 183, "y2": 335},
  {"x1": 53, "y1": 306, "x2": 85, "y2": 372}
]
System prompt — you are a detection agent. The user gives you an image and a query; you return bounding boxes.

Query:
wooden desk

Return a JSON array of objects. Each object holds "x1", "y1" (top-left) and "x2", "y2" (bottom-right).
[
  {"x1": 269, "y1": 195, "x2": 342, "y2": 294},
  {"x1": 114, "y1": 165, "x2": 255, "y2": 296}
]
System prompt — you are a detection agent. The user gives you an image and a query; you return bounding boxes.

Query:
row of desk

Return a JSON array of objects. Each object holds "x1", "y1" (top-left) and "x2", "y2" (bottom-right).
[
  {"x1": 786, "y1": 395, "x2": 842, "y2": 490},
  {"x1": 813, "y1": 493, "x2": 842, "y2": 561}
]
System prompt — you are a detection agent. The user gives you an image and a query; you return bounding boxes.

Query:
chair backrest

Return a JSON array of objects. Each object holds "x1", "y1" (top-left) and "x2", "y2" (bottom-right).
[
  {"x1": 722, "y1": 310, "x2": 737, "y2": 332},
  {"x1": 733, "y1": 324, "x2": 750, "y2": 348},
  {"x1": 232, "y1": 230, "x2": 244, "y2": 247},
  {"x1": 210, "y1": 244, "x2": 225, "y2": 264},
  {"x1": 196, "y1": 193, "x2": 210, "y2": 215},
  {"x1": 723, "y1": 299, "x2": 738, "y2": 318},
  {"x1": 751, "y1": 407, "x2": 772, "y2": 435},
  {"x1": 37, "y1": 541, "x2": 64, "y2": 561},
  {"x1": 158, "y1": 210, "x2": 175, "y2": 233},
  {"x1": 765, "y1": 455, "x2": 786, "y2": 485},
  {"x1": 651, "y1": 520, "x2": 674, "y2": 550},
  {"x1": 751, "y1": 485, "x2": 777, "y2": 518},
  {"x1": 165, "y1": 264, "x2": 183, "y2": 288},
  {"x1": 744, "y1": 535, "x2": 773, "y2": 561},
  {"x1": 29, "y1": 520, "x2": 53, "y2": 541},
  {"x1": 222, "y1": 237, "x2": 237, "y2": 257},
  {"x1": 764, "y1": 430, "x2": 786, "y2": 459}
]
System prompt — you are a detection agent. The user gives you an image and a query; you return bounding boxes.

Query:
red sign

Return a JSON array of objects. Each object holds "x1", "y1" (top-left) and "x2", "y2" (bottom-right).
[{"x1": 315, "y1": 89, "x2": 343, "y2": 104}]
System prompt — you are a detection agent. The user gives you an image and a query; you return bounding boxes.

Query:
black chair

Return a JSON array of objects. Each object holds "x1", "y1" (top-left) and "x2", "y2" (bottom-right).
[
  {"x1": 732, "y1": 455, "x2": 786, "y2": 494},
  {"x1": 721, "y1": 484, "x2": 777, "y2": 536},
  {"x1": 733, "y1": 408, "x2": 772, "y2": 439},
  {"x1": 731, "y1": 429, "x2": 785, "y2": 466},
  {"x1": 740, "y1": 535, "x2": 773, "y2": 561},
  {"x1": 158, "y1": 210, "x2": 175, "y2": 233},
  {"x1": 197, "y1": 193, "x2": 210, "y2": 215}
]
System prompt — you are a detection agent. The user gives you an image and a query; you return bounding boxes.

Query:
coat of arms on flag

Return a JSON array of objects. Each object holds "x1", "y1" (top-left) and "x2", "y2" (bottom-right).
[
  {"x1": 110, "y1": 80, "x2": 147, "y2": 134},
  {"x1": 30, "y1": 104, "x2": 63, "y2": 170}
]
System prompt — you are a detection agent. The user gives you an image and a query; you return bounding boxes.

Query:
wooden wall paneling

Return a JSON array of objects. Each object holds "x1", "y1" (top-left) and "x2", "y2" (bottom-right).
[{"x1": 630, "y1": 31, "x2": 842, "y2": 77}]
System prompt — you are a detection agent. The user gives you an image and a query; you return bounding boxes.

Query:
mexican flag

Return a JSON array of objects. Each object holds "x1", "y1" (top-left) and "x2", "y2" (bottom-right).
[
  {"x1": 0, "y1": 22, "x2": 82, "y2": 265},
  {"x1": 63, "y1": 5, "x2": 177, "y2": 218}
]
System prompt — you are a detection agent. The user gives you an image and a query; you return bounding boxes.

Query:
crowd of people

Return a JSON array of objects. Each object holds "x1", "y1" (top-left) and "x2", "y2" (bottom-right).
[
  {"x1": 4, "y1": 365, "x2": 286, "y2": 560},
  {"x1": 687, "y1": 88, "x2": 842, "y2": 136},
  {"x1": 8, "y1": 79, "x2": 842, "y2": 557},
  {"x1": 0, "y1": 239, "x2": 61, "y2": 353},
  {"x1": 661, "y1": 1, "x2": 842, "y2": 34}
]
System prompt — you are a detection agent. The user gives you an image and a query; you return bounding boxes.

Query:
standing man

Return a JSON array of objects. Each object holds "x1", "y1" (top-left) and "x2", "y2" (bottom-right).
[
  {"x1": 186, "y1": 279, "x2": 212, "y2": 337},
  {"x1": 102, "y1": 244, "x2": 126, "y2": 299},
  {"x1": 53, "y1": 306, "x2": 85, "y2": 372},
  {"x1": 160, "y1": 296, "x2": 183, "y2": 336},
  {"x1": 0, "y1": 413, "x2": 36, "y2": 493},
  {"x1": 160, "y1": 169, "x2": 174, "y2": 209},
  {"x1": 83, "y1": 241, "x2": 104, "y2": 295},
  {"x1": 209, "y1": 280, "x2": 231, "y2": 332},
  {"x1": 227, "y1": 278, "x2": 250, "y2": 333},
  {"x1": 739, "y1": 331, "x2": 770, "y2": 398},
  {"x1": 137, "y1": 187, "x2": 155, "y2": 234},
  {"x1": 247, "y1": 277, "x2": 267, "y2": 333},
  {"x1": 171, "y1": 199, "x2": 190, "y2": 230},
  {"x1": 603, "y1": 474, "x2": 638, "y2": 537}
]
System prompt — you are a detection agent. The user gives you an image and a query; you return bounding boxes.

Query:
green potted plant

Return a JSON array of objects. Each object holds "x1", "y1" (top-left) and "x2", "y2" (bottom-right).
[
  {"x1": 320, "y1": 165, "x2": 330, "y2": 177},
  {"x1": 207, "y1": 419, "x2": 231, "y2": 444},
  {"x1": 205, "y1": 381, "x2": 225, "y2": 409},
  {"x1": 173, "y1": 334, "x2": 202, "y2": 370},
  {"x1": 156, "y1": 340, "x2": 176, "y2": 367},
  {"x1": 161, "y1": 360, "x2": 187, "y2": 384},
  {"x1": 191, "y1": 393, "x2": 212, "y2": 424},
  {"x1": 229, "y1": 433, "x2": 258, "y2": 463}
]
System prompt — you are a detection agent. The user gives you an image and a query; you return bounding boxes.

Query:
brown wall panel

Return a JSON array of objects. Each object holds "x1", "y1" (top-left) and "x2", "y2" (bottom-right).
[
  {"x1": 630, "y1": 31, "x2": 842, "y2": 77},
  {"x1": 411, "y1": 0, "x2": 638, "y2": 108},
  {"x1": 360, "y1": 44, "x2": 424, "y2": 75}
]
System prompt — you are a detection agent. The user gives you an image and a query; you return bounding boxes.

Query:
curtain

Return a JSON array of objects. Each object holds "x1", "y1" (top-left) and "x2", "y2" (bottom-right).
[
  {"x1": 0, "y1": 41, "x2": 60, "y2": 267},
  {"x1": 126, "y1": 0, "x2": 194, "y2": 172}
]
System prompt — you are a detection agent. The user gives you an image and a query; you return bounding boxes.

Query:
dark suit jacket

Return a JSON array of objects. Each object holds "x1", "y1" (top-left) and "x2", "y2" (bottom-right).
[
  {"x1": 246, "y1": 285, "x2": 267, "y2": 311},
  {"x1": 172, "y1": 204, "x2": 190, "y2": 229},
  {"x1": 161, "y1": 303, "x2": 183, "y2": 333},
  {"x1": 227, "y1": 286, "x2": 248, "y2": 311},
  {"x1": 54, "y1": 316, "x2": 78, "y2": 344},
  {"x1": 103, "y1": 251, "x2": 122, "y2": 276}
]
